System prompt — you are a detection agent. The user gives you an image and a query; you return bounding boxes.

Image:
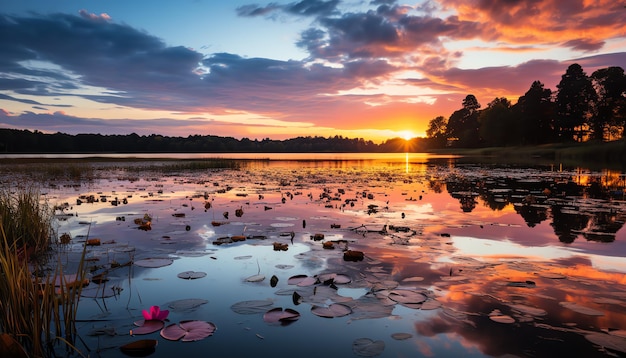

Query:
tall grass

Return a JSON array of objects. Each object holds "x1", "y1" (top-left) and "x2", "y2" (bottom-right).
[
  {"x1": 0, "y1": 186, "x2": 51, "y2": 257},
  {"x1": 0, "y1": 188, "x2": 87, "y2": 357}
]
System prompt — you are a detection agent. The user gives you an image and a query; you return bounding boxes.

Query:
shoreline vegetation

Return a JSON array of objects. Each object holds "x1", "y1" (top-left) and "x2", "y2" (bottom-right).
[
  {"x1": 1, "y1": 139, "x2": 626, "y2": 171},
  {"x1": 0, "y1": 187, "x2": 87, "y2": 358}
]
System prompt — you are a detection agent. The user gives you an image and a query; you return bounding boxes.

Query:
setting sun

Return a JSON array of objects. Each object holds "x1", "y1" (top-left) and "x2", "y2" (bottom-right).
[{"x1": 399, "y1": 130, "x2": 416, "y2": 140}]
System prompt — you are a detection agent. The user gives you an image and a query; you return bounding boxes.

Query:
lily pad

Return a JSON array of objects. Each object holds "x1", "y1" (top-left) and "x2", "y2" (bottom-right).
[
  {"x1": 391, "y1": 332, "x2": 413, "y2": 340},
  {"x1": 275, "y1": 264, "x2": 294, "y2": 269},
  {"x1": 318, "y1": 273, "x2": 352, "y2": 284},
  {"x1": 134, "y1": 258, "x2": 174, "y2": 268},
  {"x1": 160, "y1": 320, "x2": 217, "y2": 342},
  {"x1": 352, "y1": 338, "x2": 385, "y2": 357},
  {"x1": 230, "y1": 300, "x2": 274, "y2": 314},
  {"x1": 245, "y1": 274, "x2": 265, "y2": 282},
  {"x1": 585, "y1": 333, "x2": 626, "y2": 354},
  {"x1": 287, "y1": 274, "x2": 309, "y2": 285},
  {"x1": 262, "y1": 307, "x2": 301, "y2": 325},
  {"x1": 489, "y1": 315, "x2": 516, "y2": 323},
  {"x1": 120, "y1": 339, "x2": 157, "y2": 356},
  {"x1": 296, "y1": 276, "x2": 318, "y2": 287},
  {"x1": 388, "y1": 290, "x2": 428, "y2": 304},
  {"x1": 420, "y1": 299, "x2": 442, "y2": 310},
  {"x1": 177, "y1": 271, "x2": 207, "y2": 280},
  {"x1": 131, "y1": 320, "x2": 164, "y2": 335},
  {"x1": 311, "y1": 303, "x2": 352, "y2": 318},
  {"x1": 167, "y1": 298, "x2": 208, "y2": 312},
  {"x1": 509, "y1": 303, "x2": 547, "y2": 316},
  {"x1": 559, "y1": 302, "x2": 604, "y2": 316}
]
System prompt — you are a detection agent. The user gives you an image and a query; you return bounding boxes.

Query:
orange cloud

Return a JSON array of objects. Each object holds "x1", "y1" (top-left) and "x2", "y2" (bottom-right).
[{"x1": 440, "y1": 0, "x2": 626, "y2": 51}]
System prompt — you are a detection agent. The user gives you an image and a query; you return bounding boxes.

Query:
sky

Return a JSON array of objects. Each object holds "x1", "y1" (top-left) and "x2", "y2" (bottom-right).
[{"x1": 1, "y1": 0, "x2": 625, "y2": 143}]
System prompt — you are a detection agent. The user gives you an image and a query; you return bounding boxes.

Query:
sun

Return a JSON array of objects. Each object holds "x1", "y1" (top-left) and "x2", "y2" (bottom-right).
[{"x1": 399, "y1": 130, "x2": 416, "y2": 141}]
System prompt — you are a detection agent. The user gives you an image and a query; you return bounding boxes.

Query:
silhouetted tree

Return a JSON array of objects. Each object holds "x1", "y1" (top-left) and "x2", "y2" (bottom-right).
[
  {"x1": 514, "y1": 81, "x2": 556, "y2": 144},
  {"x1": 446, "y1": 94, "x2": 481, "y2": 147},
  {"x1": 478, "y1": 97, "x2": 515, "y2": 146},
  {"x1": 591, "y1": 66, "x2": 626, "y2": 141},
  {"x1": 425, "y1": 115, "x2": 447, "y2": 148},
  {"x1": 556, "y1": 64, "x2": 598, "y2": 142}
]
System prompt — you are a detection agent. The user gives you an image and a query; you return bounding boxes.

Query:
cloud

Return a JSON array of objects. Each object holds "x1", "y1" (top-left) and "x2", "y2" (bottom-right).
[
  {"x1": 78, "y1": 9, "x2": 111, "y2": 22},
  {"x1": 236, "y1": 4, "x2": 282, "y2": 17},
  {"x1": 1, "y1": 3, "x2": 625, "y2": 140},
  {"x1": 439, "y1": 0, "x2": 626, "y2": 52},
  {"x1": 237, "y1": 0, "x2": 339, "y2": 18}
]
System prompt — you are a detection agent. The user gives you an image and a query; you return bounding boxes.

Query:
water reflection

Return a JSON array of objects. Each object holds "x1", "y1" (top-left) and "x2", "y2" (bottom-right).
[{"x1": 3, "y1": 155, "x2": 626, "y2": 357}]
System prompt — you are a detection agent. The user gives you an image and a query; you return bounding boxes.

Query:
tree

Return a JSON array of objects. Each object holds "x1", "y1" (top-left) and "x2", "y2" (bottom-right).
[
  {"x1": 514, "y1": 81, "x2": 556, "y2": 144},
  {"x1": 478, "y1": 97, "x2": 515, "y2": 147},
  {"x1": 591, "y1": 66, "x2": 626, "y2": 141},
  {"x1": 555, "y1": 64, "x2": 598, "y2": 142},
  {"x1": 426, "y1": 115, "x2": 447, "y2": 148},
  {"x1": 446, "y1": 94, "x2": 482, "y2": 147}
]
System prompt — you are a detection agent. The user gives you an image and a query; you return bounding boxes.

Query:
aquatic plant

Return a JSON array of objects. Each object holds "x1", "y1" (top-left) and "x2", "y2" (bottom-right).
[
  {"x1": 0, "y1": 186, "x2": 52, "y2": 256},
  {"x1": 0, "y1": 188, "x2": 87, "y2": 357}
]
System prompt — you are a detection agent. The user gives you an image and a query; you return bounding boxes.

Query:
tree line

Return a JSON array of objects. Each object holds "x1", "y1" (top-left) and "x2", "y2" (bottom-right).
[
  {"x1": 426, "y1": 63, "x2": 626, "y2": 148},
  {"x1": 0, "y1": 130, "x2": 396, "y2": 153}
]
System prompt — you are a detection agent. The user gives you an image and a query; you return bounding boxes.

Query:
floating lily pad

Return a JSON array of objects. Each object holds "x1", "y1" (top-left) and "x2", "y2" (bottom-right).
[
  {"x1": 177, "y1": 271, "x2": 207, "y2": 280},
  {"x1": 262, "y1": 307, "x2": 301, "y2": 325},
  {"x1": 167, "y1": 298, "x2": 208, "y2": 312},
  {"x1": 318, "y1": 272, "x2": 352, "y2": 284},
  {"x1": 585, "y1": 333, "x2": 626, "y2": 354},
  {"x1": 120, "y1": 339, "x2": 157, "y2": 356},
  {"x1": 352, "y1": 338, "x2": 385, "y2": 357},
  {"x1": 275, "y1": 264, "x2": 294, "y2": 269},
  {"x1": 311, "y1": 303, "x2": 352, "y2": 318},
  {"x1": 420, "y1": 299, "x2": 442, "y2": 310},
  {"x1": 231, "y1": 299, "x2": 275, "y2": 314},
  {"x1": 559, "y1": 302, "x2": 604, "y2": 316},
  {"x1": 296, "y1": 276, "x2": 317, "y2": 287},
  {"x1": 489, "y1": 315, "x2": 516, "y2": 324},
  {"x1": 134, "y1": 258, "x2": 174, "y2": 268},
  {"x1": 245, "y1": 274, "x2": 265, "y2": 282},
  {"x1": 391, "y1": 332, "x2": 413, "y2": 340},
  {"x1": 131, "y1": 320, "x2": 164, "y2": 335},
  {"x1": 160, "y1": 320, "x2": 217, "y2": 342},
  {"x1": 509, "y1": 304, "x2": 547, "y2": 316},
  {"x1": 388, "y1": 290, "x2": 428, "y2": 304},
  {"x1": 287, "y1": 274, "x2": 309, "y2": 285},
  {"x1": 402, "y1": 276, "x2": 424, "y2": 282}
]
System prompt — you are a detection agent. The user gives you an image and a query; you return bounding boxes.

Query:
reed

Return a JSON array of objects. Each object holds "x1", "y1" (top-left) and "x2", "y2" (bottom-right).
[
  {"x1": 0, "y1": 186, "x2": 51, "y2": 256},
  {"x1": 0, "y1": 188, "x2": 87, "y2": 357}
]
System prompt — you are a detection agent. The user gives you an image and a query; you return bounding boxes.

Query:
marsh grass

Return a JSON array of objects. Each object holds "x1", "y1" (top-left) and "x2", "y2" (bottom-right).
[
  {"x1": 0, "y1": 160, "x2": 95, "y2": 182},
  {"x1": 0, "y1": 188, "x2": 87, "y2": 357},
  {"x1": 115, "y1": 158, "x2": 243, "y2": 172}
]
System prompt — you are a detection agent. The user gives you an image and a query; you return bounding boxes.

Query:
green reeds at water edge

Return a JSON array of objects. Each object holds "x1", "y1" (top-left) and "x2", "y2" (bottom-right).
[{"x1": 0, "y1": 188, "x2": 87, "y2": 358}]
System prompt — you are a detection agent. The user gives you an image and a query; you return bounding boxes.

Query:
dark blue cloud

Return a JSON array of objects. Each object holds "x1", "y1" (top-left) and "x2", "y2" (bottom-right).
[
  {"x1": 237, "y1": 0, "x2": 339, "y2": 18},
  {"x1": 236, "y1": 3, "x2": 282, "y2": 17},
  {"x1": 285, "y1": 0, "x2": 339, "y2": 16}
]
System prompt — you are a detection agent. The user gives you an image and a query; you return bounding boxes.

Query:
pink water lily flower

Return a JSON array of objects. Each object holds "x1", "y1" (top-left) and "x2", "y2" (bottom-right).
[{"x1": 142, "y1": 305, "x2": 169, "y2": 321}]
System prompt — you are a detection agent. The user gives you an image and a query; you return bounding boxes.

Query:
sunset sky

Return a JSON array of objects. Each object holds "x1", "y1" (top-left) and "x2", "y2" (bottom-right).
[{"x1": 1, "y1": 0, "x2": 625, "y2": 143}]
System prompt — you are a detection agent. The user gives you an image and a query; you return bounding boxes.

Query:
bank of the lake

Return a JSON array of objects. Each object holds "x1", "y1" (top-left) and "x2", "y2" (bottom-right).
[{"x1": 431, "y1": 140, "x2": 626, "y2": 170}]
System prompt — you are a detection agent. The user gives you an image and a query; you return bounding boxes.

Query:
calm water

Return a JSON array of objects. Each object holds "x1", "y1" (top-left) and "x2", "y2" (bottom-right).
[{"x1": 4, "y1": 153, "x2": 626, "y2": 357}]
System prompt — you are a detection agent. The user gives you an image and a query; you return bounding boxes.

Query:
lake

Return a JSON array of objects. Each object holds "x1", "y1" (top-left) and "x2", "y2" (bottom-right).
[{"x1": 3, "y1": 153, "x2": 625, "y2": 357}]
